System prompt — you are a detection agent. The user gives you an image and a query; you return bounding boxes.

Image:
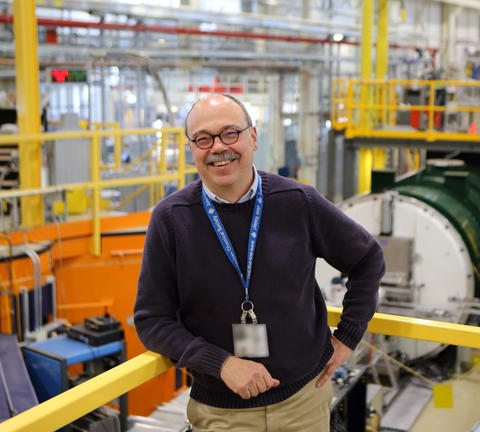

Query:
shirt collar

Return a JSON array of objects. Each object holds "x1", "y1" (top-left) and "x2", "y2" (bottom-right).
[{"x1": 202, "y1": 165, "x2": 259, "y2": 204}]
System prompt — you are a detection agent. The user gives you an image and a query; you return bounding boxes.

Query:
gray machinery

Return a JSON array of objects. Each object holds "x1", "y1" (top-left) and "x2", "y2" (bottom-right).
[{"x1": 316, "y1": 159, "x2": 480, "y2": 360}]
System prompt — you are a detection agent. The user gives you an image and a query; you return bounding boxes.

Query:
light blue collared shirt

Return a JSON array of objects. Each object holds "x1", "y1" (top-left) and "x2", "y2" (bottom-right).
[{"x1": 202, "y1": 165, "x2": 259, "y2": 204}]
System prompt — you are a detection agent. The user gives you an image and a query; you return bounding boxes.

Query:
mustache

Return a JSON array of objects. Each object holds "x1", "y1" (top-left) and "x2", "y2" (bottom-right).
[{"x1": 205, "y1": 151, "x2": 240, "y2": 164}]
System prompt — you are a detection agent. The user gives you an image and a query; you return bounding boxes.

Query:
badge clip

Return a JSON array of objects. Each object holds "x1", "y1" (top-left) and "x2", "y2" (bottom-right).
[{"x1": 240, "y1": 300, "x2": 258, "y2": 324}]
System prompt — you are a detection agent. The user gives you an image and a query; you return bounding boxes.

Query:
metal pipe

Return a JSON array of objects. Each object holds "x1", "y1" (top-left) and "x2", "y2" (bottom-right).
[
  {"x1": 0, "y1": 359, "x2": 17, "y2": 416},
  {"x1": 0, "y1": 42, "x2": 362, "y2": 62},
  {"x1": 0, "y1": 14, "x2": 439, "y2": 53},
  {"x1": 23, "y1": 246, "x2": 41, "y2": 330},
  {"x1": 20, "y1": 286, "x2": 29, "y2": 337}
]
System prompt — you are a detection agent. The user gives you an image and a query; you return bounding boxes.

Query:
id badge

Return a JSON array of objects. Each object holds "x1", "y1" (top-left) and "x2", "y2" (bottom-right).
[{"x1": 232, "y1": 323, "x2": 269, "y2": 358}]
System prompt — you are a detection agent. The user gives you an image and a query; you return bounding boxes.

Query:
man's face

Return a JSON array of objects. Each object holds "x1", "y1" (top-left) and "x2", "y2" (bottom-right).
[{"x1": 186, "y1": 95, "x2": 258, "y2": 199}]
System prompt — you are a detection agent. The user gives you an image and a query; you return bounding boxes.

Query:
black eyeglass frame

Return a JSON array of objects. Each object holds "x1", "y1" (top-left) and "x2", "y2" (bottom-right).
[{"x1": 187, "y1": 125, "x2": 251, "y2": 150}]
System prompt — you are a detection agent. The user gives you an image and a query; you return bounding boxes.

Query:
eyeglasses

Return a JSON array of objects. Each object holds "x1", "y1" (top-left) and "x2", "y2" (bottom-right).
[{"x1": 188, "y1": 126, "x2": 251, "y2": 150}]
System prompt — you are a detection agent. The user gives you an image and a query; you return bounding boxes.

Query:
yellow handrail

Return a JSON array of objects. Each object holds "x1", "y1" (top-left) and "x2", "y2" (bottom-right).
[
  {"x1": 0, "y1": 352, "x2": 172, "y2": 432},
  {"x1": 331, "y1": 78, "x2": 480, "y2": 142},
  {"x1": 0, "y1": 128, "x2": 161, "y2": 144},
  {"x1": 0, "y1": 127, "x2": 195, "y2": 256},
  {"x1": 1, "y1": 308, "x2": 479, "y2": 432}
]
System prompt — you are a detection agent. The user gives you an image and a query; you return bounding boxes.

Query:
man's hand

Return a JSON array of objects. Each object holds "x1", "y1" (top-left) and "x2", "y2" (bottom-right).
[
  {"x1": 316, "y1": 336, "x2": 352, "y2": 387},
  {"x1": 220, "y1": 356, "x2": 280, "y2": 399}
]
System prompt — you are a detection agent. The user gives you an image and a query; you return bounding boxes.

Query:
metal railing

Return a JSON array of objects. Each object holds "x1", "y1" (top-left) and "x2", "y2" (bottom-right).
[
  {"x1": 49, "y1": 120, "x2": 123, "y2": 171},
  {"x1": 331, "y1": 78, "x2": 480, "y2": 142},
  {"x1": 1, "y1": 307, "x2": 479, "y2": 432},
  {"x1": 0, "y1": 126, "x2": 196, "y2": 255}
]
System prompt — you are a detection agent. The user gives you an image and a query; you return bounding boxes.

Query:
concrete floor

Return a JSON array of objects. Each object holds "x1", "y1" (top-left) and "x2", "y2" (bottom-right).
[{"x1": 410, "y1": 365, "x2": 480, "y2": 432}]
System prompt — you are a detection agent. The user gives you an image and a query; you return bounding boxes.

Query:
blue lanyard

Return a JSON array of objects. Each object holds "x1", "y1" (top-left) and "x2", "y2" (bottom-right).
[{"x1": 202, "y1": 177, "x2": 263, "y2": 301}]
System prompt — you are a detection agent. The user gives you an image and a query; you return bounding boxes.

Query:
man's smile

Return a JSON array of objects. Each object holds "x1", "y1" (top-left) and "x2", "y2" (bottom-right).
[{"x1": 205, "y1": 151, "x2": 240, "y2": 168}]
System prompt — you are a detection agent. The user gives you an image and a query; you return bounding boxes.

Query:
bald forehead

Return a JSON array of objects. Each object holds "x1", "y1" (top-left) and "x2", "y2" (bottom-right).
[{"x1": 186, "y1": 95, "x2": 249, "y2": 136}]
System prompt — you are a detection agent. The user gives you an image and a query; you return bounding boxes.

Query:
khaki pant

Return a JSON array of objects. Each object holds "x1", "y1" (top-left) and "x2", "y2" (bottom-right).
[{"x1": 187, "y1": 371, "x2": 333, "y2": 432}]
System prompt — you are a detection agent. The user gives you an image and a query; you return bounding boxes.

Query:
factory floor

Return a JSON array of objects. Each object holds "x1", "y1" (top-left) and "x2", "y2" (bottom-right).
[
  {"x1": 410, "y1": 364, "x2": 480, "y2": 432},
  {"x1": 127, "y1": 364, "x2": 480, "y2": 432}
]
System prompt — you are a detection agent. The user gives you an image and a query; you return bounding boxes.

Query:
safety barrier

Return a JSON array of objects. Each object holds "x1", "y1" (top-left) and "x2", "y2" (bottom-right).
[
  {"x1": 1, "y1": 307, "x2": 479, "y2": 432},
  {"x1": 331, "y1": 78, "x2": 480, "y2": 142},
  {"x1": 0, "y1": 126, "x2": 196, "y2": 256}
]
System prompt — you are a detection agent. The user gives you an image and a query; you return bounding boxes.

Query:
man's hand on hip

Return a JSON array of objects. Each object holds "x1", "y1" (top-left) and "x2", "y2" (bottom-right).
[
  {"x1": 220, "y1": 356, "x2": 280, "y2": 399},
  {"x1": 316, "y1": 335, "x2": 353, "y2": 387}
]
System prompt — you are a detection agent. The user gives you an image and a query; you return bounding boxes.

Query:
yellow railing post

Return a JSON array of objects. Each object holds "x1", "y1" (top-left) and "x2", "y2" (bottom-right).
[
  {"x1": 346, "y1": 80, "x2": 354, "y2": 136},
  {"x1": 360, "y1": 81, "x2": 366, "y2": 131},
  {"x1": 90, "y1": 134, "x2": 101, "y2": 257}
]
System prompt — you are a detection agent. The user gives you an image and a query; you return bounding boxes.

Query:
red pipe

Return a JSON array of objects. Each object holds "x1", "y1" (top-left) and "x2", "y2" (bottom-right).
[{"x1": 0, "y1": 14, "x2": 439, "y2": 53}]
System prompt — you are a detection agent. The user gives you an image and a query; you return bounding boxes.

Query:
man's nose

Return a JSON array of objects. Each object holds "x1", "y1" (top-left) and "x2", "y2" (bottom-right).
[{"x1": 211, "y1": 135, "x2": 227, "y2": 151}]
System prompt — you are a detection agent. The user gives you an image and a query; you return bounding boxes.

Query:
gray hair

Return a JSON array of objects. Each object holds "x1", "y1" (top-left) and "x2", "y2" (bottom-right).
[{"x1": 184, "y1": 93, "x2": 253, "y2": 140}]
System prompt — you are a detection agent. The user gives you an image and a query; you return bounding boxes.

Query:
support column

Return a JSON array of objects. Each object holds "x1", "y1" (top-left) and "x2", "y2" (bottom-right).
[
  {"x1": 13, "y1": 0, "x2": 43, "y2": 226},
  {"x1": 374, "y1": 0, "x2": 388, "y2": 170},
  {"x1": 361, "y1": 0, "x2": 374, "y2": 86},
  {"x1": 267, "y1": 75, "x2": 284, "y2": 174},
  {"x1": 358, "y1": 0, "x2": 374, "y2": 194},
  {"x1": 441, "y1": 4, "x2": 462, "y2": 76},
  {"x1": 298, "y1": 65, "x2": 320, "y2": 186},
  {"x1": 326, "y1": 129, "x2": 336, "y2": 202},
  {"x1": 376, "y1": 0, "x2": 389, "y2": 80},
  {"x1": 343, "y1": 139, "x2": 357, "y2": 200}
]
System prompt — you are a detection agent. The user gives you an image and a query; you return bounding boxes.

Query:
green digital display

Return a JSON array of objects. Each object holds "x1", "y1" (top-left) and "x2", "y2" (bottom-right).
[{"x1": 51, "y1": 69, "x2": 87, "y2": 83}]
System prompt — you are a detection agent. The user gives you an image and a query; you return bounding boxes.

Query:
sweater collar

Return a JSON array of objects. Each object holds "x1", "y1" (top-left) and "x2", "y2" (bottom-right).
[{"x1": 202, "y1": 165, "x2": 259, "y2": 204}]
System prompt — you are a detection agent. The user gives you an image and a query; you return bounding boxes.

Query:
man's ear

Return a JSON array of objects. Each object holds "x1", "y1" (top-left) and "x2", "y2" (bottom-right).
[{"x1": 251, "y1": 126, "x2": 258, "y2": 151}]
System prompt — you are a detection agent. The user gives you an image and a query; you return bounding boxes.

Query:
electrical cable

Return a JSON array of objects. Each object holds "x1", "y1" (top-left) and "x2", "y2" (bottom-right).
[{"x1": 360, "y1": 339, "x2": 438, "y2": 387}]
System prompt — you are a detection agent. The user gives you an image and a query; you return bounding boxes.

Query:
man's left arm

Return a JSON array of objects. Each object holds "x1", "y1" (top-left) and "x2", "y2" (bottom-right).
[
  {"x1": 305, "y1": 188, "x2": 385, "y2": 385},
  {"x1": 316, "y1": 336, "x2": 352, "y2": 387}
]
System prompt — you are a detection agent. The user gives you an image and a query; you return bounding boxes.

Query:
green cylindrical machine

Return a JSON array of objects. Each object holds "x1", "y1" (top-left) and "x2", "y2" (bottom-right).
[
  {"x1": 372, "y1": 160, "x2": 480, "y2": 297},
  {"x1": 317, "y1": 159, "x2": 478, "y2": 359}
]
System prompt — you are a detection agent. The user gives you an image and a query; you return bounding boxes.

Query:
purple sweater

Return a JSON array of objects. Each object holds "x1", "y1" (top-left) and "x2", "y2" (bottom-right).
[{"x1": 134, "y1": 171, "x2": 384, "y2": 408}]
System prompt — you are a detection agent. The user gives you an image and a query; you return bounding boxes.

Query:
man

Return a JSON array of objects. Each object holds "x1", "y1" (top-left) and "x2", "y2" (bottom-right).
[{"x1": 134, "y1": 94, "x2": 385, "y2": 431}]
